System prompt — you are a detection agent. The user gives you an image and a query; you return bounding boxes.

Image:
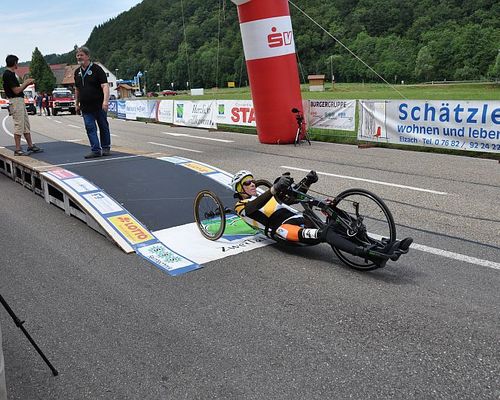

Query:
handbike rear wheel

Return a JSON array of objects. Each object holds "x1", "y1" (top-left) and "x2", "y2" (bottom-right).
[
  {"x1": 193, "y1": 190, "x2": 226, "y2": 241},
  {"x1": 330, "y1": 188, "x2": 396, "y2": 271}
]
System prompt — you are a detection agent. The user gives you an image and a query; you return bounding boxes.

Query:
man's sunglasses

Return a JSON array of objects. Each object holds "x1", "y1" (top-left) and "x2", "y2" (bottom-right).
[{"x1": 242, "y1": 180, "x2": 256, "y2": 187}]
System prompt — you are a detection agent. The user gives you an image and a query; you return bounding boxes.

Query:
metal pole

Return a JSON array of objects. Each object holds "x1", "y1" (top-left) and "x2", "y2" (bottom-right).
[{"x1": 0, "y1": 295, "x2": 58, "y2": 376}]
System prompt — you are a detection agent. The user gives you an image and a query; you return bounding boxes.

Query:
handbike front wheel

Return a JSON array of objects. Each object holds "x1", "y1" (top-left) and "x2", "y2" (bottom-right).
[
  {"x1": 330, "y1": 188, "x2": 396, "y2": 271},
  {"x1": 193, "y1": 190, "x2": 226, "y2": 241}
]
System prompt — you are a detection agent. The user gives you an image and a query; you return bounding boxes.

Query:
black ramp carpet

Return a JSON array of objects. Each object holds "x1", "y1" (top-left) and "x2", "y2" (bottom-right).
[{"x1": 21, "y1": 141, "x2": 233, "y2": 231}]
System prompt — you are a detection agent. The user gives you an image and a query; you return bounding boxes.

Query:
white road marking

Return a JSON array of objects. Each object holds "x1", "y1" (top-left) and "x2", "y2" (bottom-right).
[
  {"x1": 148, "y1": 141, "x2": 203, "y2": 153},
  {"x1": 65, "y1": 139, "x2": 83, "y2": 142},
  {"x1": 282, "y1": 166, "x2": 449, "y2": 195},
  {"x1": 1, "y1": 115, "x2": 26, "y2": 142},
  {"x1": 411, "y1": 243, "x2": 500, "y2": 271},
  {"x1": 369, "y1": 233, "x2": 498, "y2": 270},
  {"x1": 110, "y1": 134, "x2": 119, "y2": 137},
  {"x1": 68, "y1": 124, "x2": 81, "y2": 129},
  {"x1": 49, "y1": 155, "x2": 142, "y2": 167},
  {"x1": 161, "y1": 131, "x2": 233, "y2": 143},
  {"x1": 54, "y1": 120, "x2": 62, "y2": 124}
]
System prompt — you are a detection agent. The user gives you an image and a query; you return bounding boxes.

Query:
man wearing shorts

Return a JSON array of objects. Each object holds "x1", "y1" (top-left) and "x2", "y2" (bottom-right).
[{"x1": 2, "y1": 54, "x2": 43, "y2": 156}]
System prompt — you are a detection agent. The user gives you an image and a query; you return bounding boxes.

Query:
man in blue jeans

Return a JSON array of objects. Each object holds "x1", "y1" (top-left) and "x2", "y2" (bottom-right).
[{"x1": 74, "y1": 46, "x2": 112, "y2": 159}]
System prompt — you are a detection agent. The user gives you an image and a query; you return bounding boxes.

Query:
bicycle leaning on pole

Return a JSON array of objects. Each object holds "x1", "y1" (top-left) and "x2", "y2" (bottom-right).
[{"x1": 292, "y1": 107, "x2": 311, "y2": 146}]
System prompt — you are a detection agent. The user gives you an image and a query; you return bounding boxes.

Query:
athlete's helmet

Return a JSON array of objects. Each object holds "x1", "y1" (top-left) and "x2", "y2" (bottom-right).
[{"x1": 231, "y1": 170, "x2": 254, "y2": 193}]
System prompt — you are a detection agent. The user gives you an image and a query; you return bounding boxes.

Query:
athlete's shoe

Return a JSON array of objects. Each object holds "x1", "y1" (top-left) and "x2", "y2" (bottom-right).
[{"x1": 367, "y1": 237, "x2": 413, "y2": 267}]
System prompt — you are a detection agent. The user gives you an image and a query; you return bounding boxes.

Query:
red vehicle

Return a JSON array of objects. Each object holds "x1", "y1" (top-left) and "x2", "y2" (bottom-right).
[
  {"x1": 51, "y1": 88, "x2": 76, "y2": 116},
  {"x1": 161, "y1": 90, "x2": 177, "y2": 96}
]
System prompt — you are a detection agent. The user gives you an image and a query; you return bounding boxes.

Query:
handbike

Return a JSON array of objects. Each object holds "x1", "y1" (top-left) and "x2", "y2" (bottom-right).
[
  {"x1": 291, "y1": 108, "x2": 311, "y2": 146},
  {"x1": 193, "y1": 179, "x2": 398, "y2": 271}
]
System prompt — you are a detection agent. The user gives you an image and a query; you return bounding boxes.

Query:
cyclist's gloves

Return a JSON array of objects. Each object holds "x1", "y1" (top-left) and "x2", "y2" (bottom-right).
[
  {"x1": 305, "y1": 170, "x2": 318, "y2": 185},
  {"x1": 272, "y1": 174, "x2": 294, "y2": 194}
]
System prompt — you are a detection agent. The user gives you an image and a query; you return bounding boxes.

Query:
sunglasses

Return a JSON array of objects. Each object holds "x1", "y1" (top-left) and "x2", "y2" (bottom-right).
[{"x1": 242, "y1": 180, "x2": 256, "y2": 187}]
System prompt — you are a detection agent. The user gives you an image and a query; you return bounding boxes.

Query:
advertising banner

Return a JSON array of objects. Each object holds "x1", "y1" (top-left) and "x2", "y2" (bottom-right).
[
  {"x1": 134, "y1": 100, "x2": 149, "y2": 119},
  {"x1": 307, "y1": 100, "x2": 356, "y2": 131},
  {"x1": 215, "y1": 100, "x2": 256, "y2": 127},
  {"x1": 153, "y1": 223, "x2": 272, "y2": 266},
  {"x1": 157, "y1": 100, "x2": 174, "y2": 123},
  {"x1": 132, "y1": 100, "x2": 158, "y2": 120},
  {"x1": 125, "y1": 101, "x2": 137, "y2": 120},
  {"x1": 174, "y1": 100, "x2": 216, "y2": 129},
  {"x1": 108, "y1": 100, "x2": 118, "y2": 118},
  {"x1": 117, "y1": 100, "x2": 126, "y2": 119},
  {"x1": 358, "y1": 100, "x2": 500, "y2": 153}
]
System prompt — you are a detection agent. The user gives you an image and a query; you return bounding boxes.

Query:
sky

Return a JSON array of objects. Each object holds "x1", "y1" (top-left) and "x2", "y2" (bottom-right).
[{"x1": 1, "y1": 0, "x2": 143, "y2": 67}]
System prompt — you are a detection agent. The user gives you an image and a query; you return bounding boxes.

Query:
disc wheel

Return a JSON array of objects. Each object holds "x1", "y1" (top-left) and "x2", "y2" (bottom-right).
[
  {"x1": 329, "y1": 188, "x2": 396, "y2": 271},
  {"x1": 193, "y1": 190, "x2": 226, "y2": 240}
]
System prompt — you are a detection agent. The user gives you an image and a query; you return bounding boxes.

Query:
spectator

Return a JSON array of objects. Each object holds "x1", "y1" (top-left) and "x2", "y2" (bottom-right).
[
  {"x1": 2, "y1": 54, "x2": 43, "y2": 156},
  {"x1": 43, "y1": 92, "x2": 51, "y2": 116},
  {"x1": 36, "y1": 92, "x2": 43, "y2": 115},
  {"x1": 74, "y1": 46, "x2": 112, "y2": 159}
]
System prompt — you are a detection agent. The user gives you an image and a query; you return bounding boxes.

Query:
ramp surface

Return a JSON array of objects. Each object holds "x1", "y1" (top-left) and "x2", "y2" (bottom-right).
[{"x1": 24, "y1": 141, "x2": 235, "y2": 231}]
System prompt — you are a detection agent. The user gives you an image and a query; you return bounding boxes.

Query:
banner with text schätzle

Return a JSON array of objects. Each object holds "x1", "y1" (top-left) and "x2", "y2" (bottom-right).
[{"x1": 358, "y1": 100, "x2": 500, "y2": 153}]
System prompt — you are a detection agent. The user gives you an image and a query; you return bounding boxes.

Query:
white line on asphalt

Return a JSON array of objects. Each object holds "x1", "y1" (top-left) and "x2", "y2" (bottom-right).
[
  {"x1": 50, "y1": 155, "x2": 142, "y2": 167},
  {"x1": 54, "y1": 120, "x2": 62, "y2": 124},
  {"x1": 282, "y1": 166, "x2": 449, "y2": 195},
  {"x1": 148, "y1": 141, "x2": 203, "y2": 153},
  {"x1": 411, "y1": 243, "x2": 500, "y2": 270},
  {"x1": 1, "y1": 115, "x2": 26, "y2": 142},
  {"x1": 65, "y1": 139, "x2": 83, "y2": 142},
  {"x1": 161, "y1": 131, "x2": 234, "y2": 143},
  {"x1": 110, "y1": 134, "x2": 119, "y2": 137},
  {"x1": 68, "y1": 124, "x2": 81, "y2": 129}
]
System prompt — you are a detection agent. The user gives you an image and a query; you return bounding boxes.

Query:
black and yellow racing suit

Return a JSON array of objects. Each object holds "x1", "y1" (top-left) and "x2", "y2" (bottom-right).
[{"x1": 234, "y1": 189, "x2": 320, "y2": 244}]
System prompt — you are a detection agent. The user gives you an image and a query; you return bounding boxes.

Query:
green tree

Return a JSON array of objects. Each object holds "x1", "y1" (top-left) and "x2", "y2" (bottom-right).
[
  {"x1": 488, "y1": 50, "x2": 500, "y2": 81},
  {"x1": 30, "y1": 47, "x2": 56, "y2": 93},
  {"x1": 42, "y1": 0, "x2": 500, "y2": 86},
  {"x1": 414, "y1": 46, "x2": 434, "y2": 82}
]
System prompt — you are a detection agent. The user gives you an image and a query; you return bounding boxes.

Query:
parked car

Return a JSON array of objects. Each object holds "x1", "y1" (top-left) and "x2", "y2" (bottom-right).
[
  {"x1": 134, "y1": 90, "x2": 143, "y2": 97},
  {"x1": 51, "y1": 89, "x2": 76, "y2": 116},
  {"x1": 0, "y1": 98, "x2": 9, "y2": 110},
  {"x1": 147, "y1": 92, "x2": 158, "y2": 97},
  {"x1": 25, "y1": 99, "x2": 36, "y2": 115},
  {"x1": 161, "y1": 90, "x2": 177, "y2": 96}
]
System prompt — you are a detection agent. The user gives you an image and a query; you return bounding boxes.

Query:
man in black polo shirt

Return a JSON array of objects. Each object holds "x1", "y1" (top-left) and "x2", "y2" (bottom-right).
[
  {"x1": 2, "y1": 54, "x2": 43, "y2": 156},
  {"x1": 74, "y1": 46, "x2": 112, "y2": 159}
]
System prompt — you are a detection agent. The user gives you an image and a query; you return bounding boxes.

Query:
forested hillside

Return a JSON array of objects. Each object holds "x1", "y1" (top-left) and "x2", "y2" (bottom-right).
[{"x1": 48, "y1": 0, "x2": 500, "y2": 89}]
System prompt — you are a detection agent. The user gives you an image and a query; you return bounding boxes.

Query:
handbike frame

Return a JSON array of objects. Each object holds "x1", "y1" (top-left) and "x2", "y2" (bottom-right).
[{"x1": 194, "y1": 180, "x2": 396, "y2": 270}]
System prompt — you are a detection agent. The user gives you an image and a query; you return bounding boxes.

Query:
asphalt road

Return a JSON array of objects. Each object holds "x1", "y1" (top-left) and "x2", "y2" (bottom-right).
[{"x1": 1, "y1": 110, "x2": 499, "y2": 399}]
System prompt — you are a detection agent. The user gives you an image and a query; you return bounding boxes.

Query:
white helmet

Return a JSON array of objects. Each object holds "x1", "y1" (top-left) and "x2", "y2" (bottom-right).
[{"x1": 231, "y1": 170, "x2": 254, "y2": 193}]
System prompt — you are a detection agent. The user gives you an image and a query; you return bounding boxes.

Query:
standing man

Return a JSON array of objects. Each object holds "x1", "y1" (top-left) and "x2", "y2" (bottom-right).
[
  {"x1": 74, "y1": 46, "x2": 111, "y2": 159},
  {"x1": 36, "y1": 92, "x2": 43, "y2": 115},
  {"x1": 43, "y1": 91, "x2": 51, "y2": 116},
  {"x1": 2, "y1": 55, "x2": 43, "y2": 156}
]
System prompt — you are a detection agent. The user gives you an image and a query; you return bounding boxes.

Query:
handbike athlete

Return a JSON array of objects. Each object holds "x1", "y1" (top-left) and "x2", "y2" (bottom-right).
[{"x1": 231, "y1": 170, "x2": 413, "y2": 268}]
